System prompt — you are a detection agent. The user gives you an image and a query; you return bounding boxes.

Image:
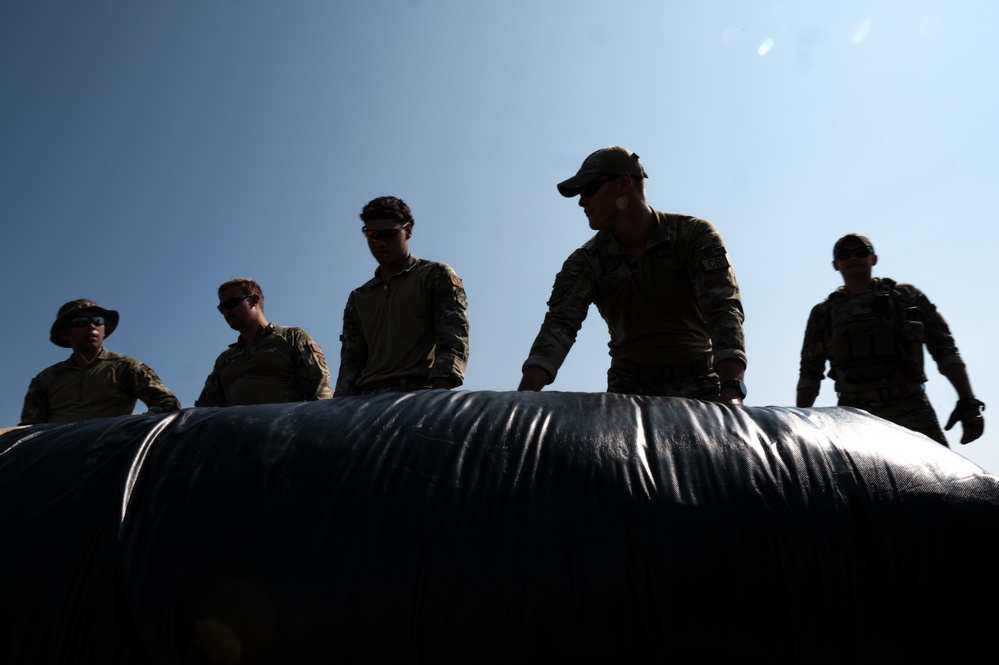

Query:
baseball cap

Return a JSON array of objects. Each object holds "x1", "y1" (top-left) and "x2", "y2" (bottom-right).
[{"x1": 556, "y1": 146, "x2": 648, "y2": 197}]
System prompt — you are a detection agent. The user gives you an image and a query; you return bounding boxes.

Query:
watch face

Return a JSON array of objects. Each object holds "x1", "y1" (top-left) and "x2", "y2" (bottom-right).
[{"x1": 722, "y1": 380, "x2": 747, "y2": 398}]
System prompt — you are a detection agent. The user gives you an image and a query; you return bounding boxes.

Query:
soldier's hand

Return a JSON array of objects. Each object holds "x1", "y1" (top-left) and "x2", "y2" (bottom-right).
[
  {"x1": 944, "y1": 398, "x2": 985, "y2": 444},
  {"x1": 518, "y1": 367, "x2": 551, "y2": 392}
]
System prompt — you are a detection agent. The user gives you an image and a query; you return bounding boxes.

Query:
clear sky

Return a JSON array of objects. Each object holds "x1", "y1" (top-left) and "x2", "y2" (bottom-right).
[{"x1": 3, "y1": 1, "x2": 997, "y2": 473}]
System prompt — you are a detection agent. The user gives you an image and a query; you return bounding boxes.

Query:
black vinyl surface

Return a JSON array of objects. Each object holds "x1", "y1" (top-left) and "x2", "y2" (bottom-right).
[{"x1": 2, "y1": 391, "x2": 996, "y2": 663}]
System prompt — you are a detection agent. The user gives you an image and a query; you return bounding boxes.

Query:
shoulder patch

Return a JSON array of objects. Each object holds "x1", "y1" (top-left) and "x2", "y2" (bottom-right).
[
  {"x1": 700, "y1": 251, "x2": 730, "y2": 271},
  {"x1": 429, "y1": 262, "x2": 464, "y2": 289}
]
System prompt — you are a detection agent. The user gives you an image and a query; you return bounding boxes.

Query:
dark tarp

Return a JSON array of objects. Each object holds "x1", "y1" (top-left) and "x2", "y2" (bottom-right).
[{"x1": 1, "y1": 391, "x2": 997, "y2": 663}]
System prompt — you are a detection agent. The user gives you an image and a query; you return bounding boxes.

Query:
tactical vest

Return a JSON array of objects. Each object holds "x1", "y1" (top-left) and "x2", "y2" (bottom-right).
[{"x1": 828, "y1": 283, "x2": 927, "y2": 391}]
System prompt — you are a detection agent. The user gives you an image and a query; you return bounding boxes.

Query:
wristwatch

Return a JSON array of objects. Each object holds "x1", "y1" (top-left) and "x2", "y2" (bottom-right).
[{"x1": 720, "y1": 379, "x2": 748, "y2": 399}]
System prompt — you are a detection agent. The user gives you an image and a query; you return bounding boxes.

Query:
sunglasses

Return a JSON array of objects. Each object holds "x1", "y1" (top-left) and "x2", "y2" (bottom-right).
[
  {"x1": 69, "y1": 315, "x2": 106, "y2": 327},
  {"x1": 361, "y1": 224, "x2": 410, "y2": 241},
  {"x1": 579, "y1": 176, "x2": 618, "y2": 198},
  {"x1": 834, "y1": 248, "x2": 873, "y2": 260},
  {"x1": 217, "y1": 294, "x2": 253, "y2": 313}
]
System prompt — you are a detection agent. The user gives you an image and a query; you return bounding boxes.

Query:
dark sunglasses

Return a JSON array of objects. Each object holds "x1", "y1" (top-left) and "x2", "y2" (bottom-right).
[
  {"x1": 834, "y1": 248, "x2": 873, "y2": 260},
  {"x1": 579, "y1": 176, "x2": 618, "y2": 198},
  {"x1": 361, "y1": 224, "x2": 410, "y2": 241},
  {"x1": 217, "y1": 294, "x2": 253, "y2": 313},
  {"x1": 69, "y1": 315, "x2": 106, "y2": 327}
]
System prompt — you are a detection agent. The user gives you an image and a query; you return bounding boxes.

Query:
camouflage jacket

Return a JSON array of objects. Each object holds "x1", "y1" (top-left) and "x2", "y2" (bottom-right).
[
  {"x1": 522, "y1": 210, "x2": 746, "y2": 382},
  {"x1": 20, "y1": 348, "x2": 180, "y2": 425},
  {"x1": 797, "y1": 277, "x2": 964, "y2": 394},
  {"x1": 335, "y1": 254, "x2": 469, "y2": 396},
  {"x1": 195, "y1": 323, "x2": 332, "y2": 406}
]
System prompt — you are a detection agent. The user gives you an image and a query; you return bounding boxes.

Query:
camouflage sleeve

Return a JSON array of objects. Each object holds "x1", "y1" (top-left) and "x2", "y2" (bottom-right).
[
  {"x1": 899, "y1": 284, "x2": 963, "y2": 369},
  {"x1": 522, "y1": 248, "x2": 597, "y2": 382},
  {"x1": 195, "y1": 354, "x2": 228, "y2": 407},
  {"x1": 427, "y1": 264, "x2": 470, "y2": 386},
  {"x1": 681, "y1": 218, "x2": 747, "y2": 367},
  {"x1": 286, "y1": 327, "x2": 333, "y2": 400},
  {"x1": 797, "y1": 302, "x2": 830, "y2": 392},
  {"x1": 334, "y1": 292, "x2": 368, "y2": 397},
  {"x1": 19, "y1": 374, "x2": 52, "y2": 425},
  {"x1": 119, "y1": 357, "x2": 182, "y2": 413}
]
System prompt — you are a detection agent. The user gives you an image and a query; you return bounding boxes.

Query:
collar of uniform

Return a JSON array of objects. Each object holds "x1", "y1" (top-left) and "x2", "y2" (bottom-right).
[
  {"x1": 371, "y1": 253, "x2": 420, "y2": 283},
  {"x1": 648, "y1": 210, "x2": 674, "y2": 247},
  {"x1": 831, "y1": 277, "x2": 895, "y2": 300},
  {"x1": 229, "y1": 322, "x2": 278, "y2": 348},
  {"x1": 63, "y1": 347, "x2": 111, "y2": 368},
  {"x1": 595, "y1": 210, "x2": 672, "y2": 255}
]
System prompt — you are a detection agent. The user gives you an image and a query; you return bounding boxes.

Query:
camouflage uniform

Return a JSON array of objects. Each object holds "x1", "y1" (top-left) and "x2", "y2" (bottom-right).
[
  {"x1": 797, "y1": 278, "x2": 964, "y2": 445},
  {"x1": 196, "y1": 323, "x2": 332, "y2": 406},
  {"x1": 20, "y1": 349, "x2": 180, "y2": 424},
  {"x1": 335, "y1": 254, "x2": 469, "y2": 396},
  {"x1": 523, "y1": 210, "x2": 746, "y2": 398}
]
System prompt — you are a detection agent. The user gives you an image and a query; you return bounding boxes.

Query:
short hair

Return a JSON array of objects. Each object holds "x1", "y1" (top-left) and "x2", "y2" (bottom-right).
[
  {"x1": 360, "y1": 196, "x2": 415, "y2": 227},
  {"x1": 217, "y1": 278, "x2": 264, "y2": 310}
]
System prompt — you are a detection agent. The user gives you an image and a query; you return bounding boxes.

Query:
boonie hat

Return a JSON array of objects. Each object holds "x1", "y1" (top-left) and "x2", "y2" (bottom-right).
[
  {"x1": 49, "y1": 299, "x2": 120, "y2": 348},
  {"x1": 557, "y1": 146, "x2": 649, "y2": 197},
  {"x1": 832, "y1": 233, "x2": 875, "y2": 257}
]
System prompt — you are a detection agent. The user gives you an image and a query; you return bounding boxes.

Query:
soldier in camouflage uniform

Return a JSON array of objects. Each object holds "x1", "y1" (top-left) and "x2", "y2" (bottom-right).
[
  {"x1": 196, "y1": 278, "x2": 332, "y2": 406},
  {"x1": 335, "y1": 196, "x2": 469, "y2": 396},
  {"x1": 20, "y1": 299, "x2": 180, "y2": 424},
  {"x1": 797, "y1": 234, "x2": 984, "y2": 446},
  {"x1": 518, "y1": 147, "x2": 747, "y2": 403}
]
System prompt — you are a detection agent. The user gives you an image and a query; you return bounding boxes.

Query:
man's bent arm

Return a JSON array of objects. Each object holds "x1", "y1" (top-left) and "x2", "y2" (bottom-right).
[
  {"x1": 19, "y1": 376, "x2": 52, "y2": 425},
  {"x1": 334, "y1": 294, "x2": 368, "y2": 397},
  {"x1": 288, "y1": 328, "x2": 332, "y2": 400},
  {"x1": 520, "y1": 250, "x2": 596, "y2": 388},
  {"x1": 127, "y1": 360, "x2": 181, "y2": 413},
  {"x1": 195, "y1": 357, "x2": 227, "y2": 407},
  {"x1": 684, "y1": 220, "x2": 747, "y2": 371},
  {"x1": 429, "y1": 264, "x2": 470, "y2": 388},
  {"x1": 796, "y1": 302, "x2": 829, "y2": 409}
]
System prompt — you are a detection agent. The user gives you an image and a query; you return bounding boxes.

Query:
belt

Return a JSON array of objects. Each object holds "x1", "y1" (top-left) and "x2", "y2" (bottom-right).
[
  {"x1": 612, "y1": 356, "x2": 713, "y2": 380},
  {"x1": 359, "y1": 375, "x2": 432, "y2": 394},
  {"x1": 837, "y1": 382, "x2": 925, "y2": 401}
]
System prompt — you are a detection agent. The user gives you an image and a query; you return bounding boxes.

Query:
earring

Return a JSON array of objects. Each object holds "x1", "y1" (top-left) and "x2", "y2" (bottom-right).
[{"x1": 616, "y1": 196, "x2": 629, "y2": 210}]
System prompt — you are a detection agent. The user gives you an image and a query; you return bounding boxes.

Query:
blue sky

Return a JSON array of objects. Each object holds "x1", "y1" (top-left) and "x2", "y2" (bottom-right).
[{"x1": 3, "y1": 1, "x2": 997, "y2": 472}]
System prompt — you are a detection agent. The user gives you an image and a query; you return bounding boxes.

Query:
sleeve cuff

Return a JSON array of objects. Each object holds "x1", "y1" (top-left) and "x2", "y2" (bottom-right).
[
  {"x1": 935, "y1": 355, "x2": 964, "y2": 371},
  {"x1": 430, "y1": 356, "x2": 466, "y2": 386},
  {"x1": 522, "y1": 356, "x2": 559, "y2": 383},
  {"x1": 796, "y1": 376, "x2": 822, "y2": 391},
  {"x1": 714, "y1": 348, "x2": 747, "y2": 368}
]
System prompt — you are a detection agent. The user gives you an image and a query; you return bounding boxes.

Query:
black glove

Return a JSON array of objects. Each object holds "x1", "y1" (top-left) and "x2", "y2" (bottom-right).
[{"x1": 944, "y1": 398, "x2": 985, "y2": 444}]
